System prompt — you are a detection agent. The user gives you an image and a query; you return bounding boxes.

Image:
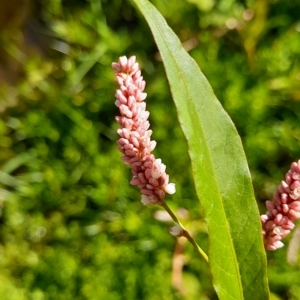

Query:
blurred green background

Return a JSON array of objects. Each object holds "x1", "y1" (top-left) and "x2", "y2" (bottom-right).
[{"x1": 0, "y1": 0, "x2": 300, "y2": 299}]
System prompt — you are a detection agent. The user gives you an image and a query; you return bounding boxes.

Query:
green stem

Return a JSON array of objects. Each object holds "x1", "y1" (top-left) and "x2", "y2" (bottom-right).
[
  {"x1": 161, "y1": 202, "x2": 209, "y2": 263},
  {"x1": 183, "y1": 230, "x2": 209, "y2": 263}
]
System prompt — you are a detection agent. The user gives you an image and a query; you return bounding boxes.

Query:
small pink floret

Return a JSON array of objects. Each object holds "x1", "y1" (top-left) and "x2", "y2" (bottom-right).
[
  {"x1": 165, "y1": 183, "x2": 176, "y2": 194},
  {"x1": 169, "y1": 224, "x2": 183, "y2": 237}
]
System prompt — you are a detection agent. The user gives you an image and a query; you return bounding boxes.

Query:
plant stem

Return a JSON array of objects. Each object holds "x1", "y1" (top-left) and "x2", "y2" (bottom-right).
[{"x1": 161, "y1": 202, "x2": 209, "y2": 263}]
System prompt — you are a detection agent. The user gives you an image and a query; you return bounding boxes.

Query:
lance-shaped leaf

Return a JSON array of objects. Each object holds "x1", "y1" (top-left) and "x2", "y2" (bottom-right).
[{"x1": 131, "y1": 0, "x2": 269, "y2": 299}]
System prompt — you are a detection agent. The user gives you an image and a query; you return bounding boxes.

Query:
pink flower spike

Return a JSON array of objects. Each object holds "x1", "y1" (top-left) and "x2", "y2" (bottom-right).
[
  {"x1": 112, "y1": 56, "x2": 176, "y2": 205},
  {"x1": 261, "y1": 159, "x2": 300, "y2": 250}
]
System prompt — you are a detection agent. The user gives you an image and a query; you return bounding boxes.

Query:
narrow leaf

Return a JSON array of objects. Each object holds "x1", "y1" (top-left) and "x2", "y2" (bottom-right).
[{"x1": 131, "y1": 0, "x2": 269, "y2": 299}]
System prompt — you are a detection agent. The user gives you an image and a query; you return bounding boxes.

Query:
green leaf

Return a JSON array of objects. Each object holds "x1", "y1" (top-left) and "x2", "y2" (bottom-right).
[{"x1": 131, "y1": 0, "x2": 269, "y2": 299}]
